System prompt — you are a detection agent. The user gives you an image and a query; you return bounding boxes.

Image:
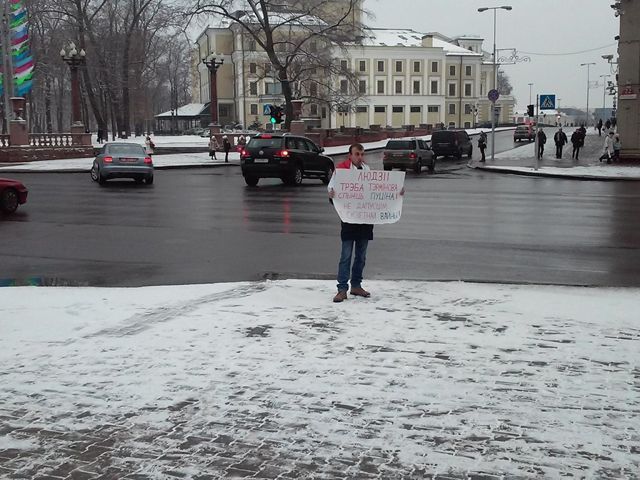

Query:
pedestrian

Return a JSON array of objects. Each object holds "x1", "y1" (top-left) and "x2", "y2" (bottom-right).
[
  {"x1": 209, "y1": 135, "x2": 219, "y2": 160},
  {"x1": 222, "y1": 135, "x2": 231, "y2": 162},
  {"x1": 570, "y1": 129, "x2": 584, "y2": 160},
  {"x1": 596, "y1": 119, "x2": 603, "y2": 136},
  {"x1": 145, "y1": 135, "x2": 155, "y2": 156},
  {"x1": 612, "y1": 133, "x2": 622, "y2": 162},
  {"x1": 97, "y1": 129, "x2": 102, "y2": 143},
  {"x1": 599, "y1": 131, "x2": 615, "y2": 164},
  {"x1": 537, "y1": 128, "x2": 546, "y2": 159},
  {"x1": 327, "y1": 143, "x2": 404, "y2": 303},
  {"x1": 236, "y1": 135, "x2": 247, "y2": 151},
  {"x1": 553, "y1": 127, "x2": 568, "y2": 159},
  {"x1": 478, "y1": 131, "x2": 487, "y2": 162},
  {"x1": 604, "y1": 119, "x2": 612, "y2": 133}
]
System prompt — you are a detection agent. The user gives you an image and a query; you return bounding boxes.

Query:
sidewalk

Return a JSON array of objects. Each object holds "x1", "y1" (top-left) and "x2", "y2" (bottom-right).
[
  {"x1": 470, "y1": 129, "x2": 640, "y2": 180},
  {"x1": 0, "y1": 279, "x2": 638, "y2": 478},
  {"x1": 0, "y1": 128, "x2": 514, "y2": 174}
]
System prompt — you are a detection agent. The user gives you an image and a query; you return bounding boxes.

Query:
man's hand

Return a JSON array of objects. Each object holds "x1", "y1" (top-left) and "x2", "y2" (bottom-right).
[{"x1": 328, "y1": 188, "x2": 335, "y2": 198}]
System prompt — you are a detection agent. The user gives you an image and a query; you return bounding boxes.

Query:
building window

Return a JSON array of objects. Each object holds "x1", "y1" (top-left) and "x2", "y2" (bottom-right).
[
  {"x1": 250, "y1": 104, "x2": 258, "y2": 115},
  {"x1": 340, "y1": 60, "x2": 348, "y2": 71},
  {"x1": 374, "y1": 106, "x2": 386, "y2": 113},
  {"x1": 410, "y1": 106, "x2": 421, "y2": 113},
  {"x1": 395, "y1": 60, "x2": 403, "y2": 73},
  {"x1": 427, "y1": 105, "x2": 439, "y2": 113},
  {"x1": 220, "y1": 104, "x2": 231, "y2": 117},
  {"x1": 377, "y1": 60, "x2": 384, "y2": 72},
  {"x1": 449, "y1": 65, "x2": 456, "y2": 76},
  {"x1": 465, "y1": 65, "x2": 472, "y2": 76},
  {"x1": 430, "y1": 80, "x2": 438, "y2": 95},
  {"x1": 249, "y1": 81, "x2": 258, "y2": 95},
  {"x1": 395, "y1": 80, "x2": 403, "y2": 94},
  {"x1": 310, "y1": 104, "x2": 318, "y2": 115},
  {"x1": 465, "y1": 83, "x2": 472, "y2": 96},
  {"x1": 377, "y1": 80, "x2": 385, "y2": 94},
  {"x1": 392, "y1": 106, "x2": 404, "y2": 113},
  {"x1": 321, "y1": 107, "x2": 327, "y2": 118},
  {"x1": 356, "y1": 106, "x2": 368, "y2": 113},
  {"x1": 249, "y1": 63, "x2": 256, "y2": 74},
  {"x1": 464, "y1": 104, "x2": 472, "y2": 114},
  {"x1": 480, "y1": 83, "x2": 484, "y2": 95},
  {"x1": 359, "y1": 60, "x2": 366, "y2": 72},
  {"x1": 464, "y1": 121, "x2": 471, "y2": 128},
  {"x1": 248, "y1": 40, "x2": 256, "y2": 51},
  {"x1": 358, "y1": 80, "x2": 367, "y2": 94},
  {"x1": 309, "y1": 82, "x2": 318, "y2": 97},
  {"x1": 448, "y1": 83, "x2": 456, "y2": 97},
  {"x1": 264, "y1": 63, "x2": 271, "y2": 74},
  {"x1": 265, "y1": 82, "x2": 282, "y2": 95},
  {"x1": 431, "y1": 61, "x2": 438, "y2": 73},
  {"x1": 448, "y1": 103, "x2": 456, "y2": 115},
  {"x1": 413, "y1": 80, "x2": 420, "y2": 94},
  {"x1": 340, "y1": 79, "x2": 348, "y2": 93},
  {"x1": 413, "y1": 61, "x2": 420, "y2": 73}
]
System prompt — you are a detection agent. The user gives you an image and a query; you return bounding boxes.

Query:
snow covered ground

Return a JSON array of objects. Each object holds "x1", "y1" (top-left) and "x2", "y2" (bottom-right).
[{"x1": 1, "y1": 279, "x2": 638, "y2": 478}]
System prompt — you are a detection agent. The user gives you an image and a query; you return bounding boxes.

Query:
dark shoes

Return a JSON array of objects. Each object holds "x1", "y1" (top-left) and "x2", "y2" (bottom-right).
[
  {"x1": 333, "y1": 291, "x2": 347, "y2": 303},
  {"x1": 350, "y1": 287, "x2": 371, "y2": 298}
]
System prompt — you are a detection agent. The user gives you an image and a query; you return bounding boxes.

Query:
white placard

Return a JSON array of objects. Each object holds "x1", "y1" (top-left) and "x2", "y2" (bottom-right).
[{"x1": 331, "y1": 169, "x2": 405, "y2": 224}]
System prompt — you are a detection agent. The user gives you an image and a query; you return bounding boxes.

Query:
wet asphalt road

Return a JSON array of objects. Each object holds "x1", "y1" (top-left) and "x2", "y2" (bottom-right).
[{"x1": 2, "y1": 131, "x2": 640, "y2": 287}]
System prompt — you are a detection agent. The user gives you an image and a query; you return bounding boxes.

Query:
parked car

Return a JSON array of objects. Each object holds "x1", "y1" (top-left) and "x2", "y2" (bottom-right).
[
  {"x1": 383, "y1": 139, "x2": 435, "y2": 173},
  {"x1": 513, "y1": 124, "x2": 534, "y2": 142},
  {"x1": 90, "y1": 142, "x2": 154, "y2": 185},
  {"x1": 240, "y1": 133, "x2": 334, "y2": 186},
  {"x1": 430, "y1": 130, "x2": 473, "y2": 159},
  {"x1": 0, "y1": 177, "x2": 28, "y2": 213}
]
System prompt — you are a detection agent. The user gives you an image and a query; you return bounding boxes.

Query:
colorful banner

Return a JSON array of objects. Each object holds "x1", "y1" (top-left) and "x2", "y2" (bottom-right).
[{"x1": 0, "y1": 0, "x2": 35, "y2": 97}]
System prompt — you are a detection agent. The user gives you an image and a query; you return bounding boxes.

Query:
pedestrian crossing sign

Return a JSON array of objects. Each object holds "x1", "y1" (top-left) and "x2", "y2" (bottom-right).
[{"x1": 540, "y1": 94, "x2": 556, "y2": 110}]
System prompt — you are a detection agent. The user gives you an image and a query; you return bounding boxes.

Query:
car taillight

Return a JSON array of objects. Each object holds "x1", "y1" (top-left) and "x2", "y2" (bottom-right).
[
  {"x1": 409, "y1": 152, "x2": 417, "y2": 159},
  {"x1": 383, "y1": 152, "x2": 388, "y2": 158},
  {"x1": 103, "y1": 156, "x2": 113, "y2": 163},
  {"x1": 144, "y1": 157, "x2": 153, "y2": 164},
  {"x1": 240, "y1": 149, "x2": 250, "y2": 159},
  {"x1": 278, "y1": 150, "x2": 289, "y2": 157}
]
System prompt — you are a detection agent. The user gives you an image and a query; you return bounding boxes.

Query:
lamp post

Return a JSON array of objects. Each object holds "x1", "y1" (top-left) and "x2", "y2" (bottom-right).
[
  {"x1": 478, "y1": 5, "x2": 512, "y2": 162},
  {"x1": 528, "y1": 83, "x2": 533, "y2": 105},
  {"x1": 60, "y1": 42, "x2": 86, "y2": 131},
  {"x1": 599, "y1": 74, "x2": 611, "y2": 113},
  {"x1": 202, "y1": 53, "x2": 224, "y2": 128},
  {"x1": 579, "y1": 62, "x2": 596, "y2": 126}
]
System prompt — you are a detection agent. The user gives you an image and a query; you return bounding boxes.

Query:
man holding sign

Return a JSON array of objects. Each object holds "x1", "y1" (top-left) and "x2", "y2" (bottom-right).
[{"x1": 328, "y1": 143, "x2": 405, "y2": 303}]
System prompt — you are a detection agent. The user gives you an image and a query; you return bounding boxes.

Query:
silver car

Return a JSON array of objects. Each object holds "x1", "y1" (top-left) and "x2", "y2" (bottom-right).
[{"x1": 91, "y1": 143, "x2": 154, "y2": 185}]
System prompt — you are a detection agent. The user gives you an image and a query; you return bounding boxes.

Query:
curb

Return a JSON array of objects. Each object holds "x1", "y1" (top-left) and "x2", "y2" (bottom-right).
[
  {"x1": 468, "y1": 163, "x2": 640, "y2": 181},
  {"x1": 0, "y1": 162, "x2": 240, "y2": 174}
]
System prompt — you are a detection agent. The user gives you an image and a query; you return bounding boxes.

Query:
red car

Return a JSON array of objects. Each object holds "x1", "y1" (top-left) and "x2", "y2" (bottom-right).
[{"x1": 0, "y1": 177, "x2": 28, "y2": 213}]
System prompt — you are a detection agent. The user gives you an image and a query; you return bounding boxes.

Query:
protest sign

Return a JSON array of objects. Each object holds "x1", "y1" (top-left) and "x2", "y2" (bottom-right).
[{"x1": 331, "y1": 169, "x2": 405, "y2": 224}]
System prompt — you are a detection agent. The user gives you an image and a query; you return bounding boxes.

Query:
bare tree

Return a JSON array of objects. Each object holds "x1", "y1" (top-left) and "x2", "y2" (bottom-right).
[
  {"x1": 186, "y1": 0, "x2": 365, "y2": 129},
  {"x1": 497, "y1": 68, "x2": 513, "y2": 95}
]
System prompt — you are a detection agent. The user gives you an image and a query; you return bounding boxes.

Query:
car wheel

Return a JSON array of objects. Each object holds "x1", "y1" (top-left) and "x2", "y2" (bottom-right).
[
  {"x1": 414, "y1": 160, "x2": 422, "y2": 174},
  {"x1": 467, "y1": 147, "x2": 473, "y2": 159},
  {"x1": 145, "y1": 175, "x2": 154, "y2": 185},
  {"x1": 383, "y1": 165, "x2": 392, "y2": 171},
  {"x1": 456, "y1": 149, "x2": 462, "y2": 160},
  {"x1": 244, "y1": 175, "x2": 259, "y2": 187},
  {"x1": 321, "y1": 164, "x2": 334, "y2": 185},
  {"x1": 289, "y1": 164, "x2": 303, "y2": 186},
  {"x1": 0, "y1": 188, "x2": 19, "y2": 213},
  {"x1": 97, "y1": 171, "x2": 106, "y2": 185},
  {"x1": 90, "y1": 165, "x2": 99, "y2": 182},
  {"x1": 428, "y1": 161, "x2": 435, "y2": 173},
  {"x1": 135, "y1": 177, "x2": 144, "y2": 184}
]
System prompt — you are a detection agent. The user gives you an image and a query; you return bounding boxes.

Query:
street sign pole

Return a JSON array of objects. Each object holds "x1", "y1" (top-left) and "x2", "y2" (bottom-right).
[
  {"x1": 535, "y1": 94, "x2": 539, "y2": 170},
  {"x1": 487, "y1": 89, "x2": 500, "y2": 161}
]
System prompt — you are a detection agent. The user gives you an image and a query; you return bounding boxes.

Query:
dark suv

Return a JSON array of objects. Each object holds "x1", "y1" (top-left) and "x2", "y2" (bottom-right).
[
  {"x1": 240, "y1": 134, "x2": 335, "y2": 186},
  {"x1": 383, "y1": 139, "x2": 435, "y2": 173},
  {"x1": 430, "y1": 130, "x2": 473, "y2": 159}
]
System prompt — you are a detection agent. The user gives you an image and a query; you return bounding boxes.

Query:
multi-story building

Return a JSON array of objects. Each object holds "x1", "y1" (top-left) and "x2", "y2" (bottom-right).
[{"x1": 193, "y1": 23, "x2": 515, "y2": 130}]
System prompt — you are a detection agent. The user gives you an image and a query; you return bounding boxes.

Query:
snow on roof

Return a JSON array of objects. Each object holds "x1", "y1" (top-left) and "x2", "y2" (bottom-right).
[
  {"x1": 360, "y1": 28, "x2": 482, "y2": 56},
  {"x1": 155, "y1": 103, "x2": 207, "y2": 118},
  {"x1": 233, "y1": 9, "x2": 327, "y2": 27}
]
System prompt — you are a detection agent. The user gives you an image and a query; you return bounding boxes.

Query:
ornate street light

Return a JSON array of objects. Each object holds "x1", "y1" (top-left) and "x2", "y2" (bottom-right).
[
  {"x1": 202, "y1": 53, "x2": 224, "y2": 127},
  {"x1": 60, "y1": 42, "x2": 86, "y2": 130}
]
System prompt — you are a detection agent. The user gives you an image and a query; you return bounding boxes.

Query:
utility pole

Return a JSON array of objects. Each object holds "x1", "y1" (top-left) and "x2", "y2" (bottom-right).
[{"x1": 580, "y1": 62, "x2": 596, "y2": 126}]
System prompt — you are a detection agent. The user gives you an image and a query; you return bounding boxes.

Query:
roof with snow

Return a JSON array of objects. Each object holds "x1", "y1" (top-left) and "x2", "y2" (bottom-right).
[
  {"x1": 155, "y1": 103, "x2": 207, "y2": 118},
  {"x1": 360, "y1": 28, "x2": 483, "y2": 56}
]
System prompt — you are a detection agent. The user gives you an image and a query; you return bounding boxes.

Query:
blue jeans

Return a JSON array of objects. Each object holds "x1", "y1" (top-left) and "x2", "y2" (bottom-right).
[{"x1": 337, "y1": 239, "x2": 368, "y2": 292}]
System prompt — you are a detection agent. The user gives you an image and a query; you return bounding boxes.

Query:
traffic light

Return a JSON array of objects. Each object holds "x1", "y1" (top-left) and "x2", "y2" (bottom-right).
[
  {"x1": 269, "y1": 105, "x2": 284, "y2": 124},
  {"x1": 527, "y1": 104, "x2": 534, "y2": 117}
]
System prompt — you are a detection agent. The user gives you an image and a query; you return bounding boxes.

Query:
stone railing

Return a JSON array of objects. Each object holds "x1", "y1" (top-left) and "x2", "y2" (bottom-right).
[{"x1": 29, "y1": 133, "x2": 90, "y2": 147}]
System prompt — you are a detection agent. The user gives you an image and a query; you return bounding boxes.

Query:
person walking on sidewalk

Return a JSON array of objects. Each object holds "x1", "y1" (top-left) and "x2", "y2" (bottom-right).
[
  {"x1": 553, "y1": 127, "x2": 568, "y2": 159},
  {"x1": 222, "y1": 135, "x2": 231, "y2": 163},
  {"x1": 600, "y1": 131, "x2": 615, "y2": 164},
  {"x1": 478, "y1": 131, "x2": 487, "y2": 162},
  {"x1": 537, "y1": 128, "x2": 547, "y2": 159},
  {"x1": 613, "y1": 133, "x2": 622, "y2": 162},
  {"x1": 145, "y1": 135, "x2": 155, "y2": 156},
  {"x1": 571, "y1": 128, "x2": 584, "y2": 160},
  {"x1": 208, "y1": 136, "x2": 219, "y2": 160},
  {"x1": 596, "y1": 118, "x2": 603, "y2": 136}
]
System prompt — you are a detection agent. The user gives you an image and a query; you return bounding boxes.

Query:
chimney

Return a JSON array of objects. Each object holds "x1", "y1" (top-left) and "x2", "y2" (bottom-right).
[{"x1": 422, "y1": 34, "x2": 433, "y2": 48}]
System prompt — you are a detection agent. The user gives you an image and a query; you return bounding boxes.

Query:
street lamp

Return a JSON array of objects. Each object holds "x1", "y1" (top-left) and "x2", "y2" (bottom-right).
[
  {"x1": 599, "y1": 74, "x2": 611, "y2": 114},
  {"x1": 579, "y1": 62, "x2": 596, "y2": 126},
  {"x1": 528, "y1": 83, "x2": 533, "y2": 105},
  {"x1": 202, "y1": 53, "x2": 224, "y2": 128},
  {"x1": 60, "y1": 42, "x2": 86, "y2": 131},
  {"x1": 478, "y1": 5, "x2": 512, "y2": 162}
]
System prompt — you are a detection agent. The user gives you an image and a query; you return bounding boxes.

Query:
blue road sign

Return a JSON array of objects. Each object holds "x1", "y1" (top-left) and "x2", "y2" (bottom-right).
[
  {"x1": 263, "y1": 104, "x2": 272, "y2": 115},
  {"x1": 540, "y1": 94, "x2": 556, "y2": 110},
  {"x1": 488, "y1": 89, "x2": 500, "y2": 102}
]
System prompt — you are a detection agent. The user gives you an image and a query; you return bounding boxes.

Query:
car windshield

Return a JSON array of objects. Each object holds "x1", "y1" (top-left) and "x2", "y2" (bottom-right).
[
  {"x1": 107, "y1": 145, "x2": 145, "y2": 155},
  {"x1": 248, "y1": 138, "x2": 282, "y2": 149},
  {"x1": 386, "y1": 141, "x2": 415, "y2": 150},
  {"x1": 517, "y1": 126, "x2": 529, "y2": 131}
]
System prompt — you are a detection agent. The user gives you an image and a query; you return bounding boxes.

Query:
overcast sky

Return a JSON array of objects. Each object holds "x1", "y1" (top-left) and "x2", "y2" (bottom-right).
[{"x1": 365, "y1": 0, "x2": 620, "y2": 111}]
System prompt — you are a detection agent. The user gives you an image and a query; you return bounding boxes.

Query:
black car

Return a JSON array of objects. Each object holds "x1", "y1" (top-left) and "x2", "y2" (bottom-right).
[
  {"x1": 240, "y1": 134, "x2": 335, "y2": 186},
  {"x1": 431, "y1": 130, "x2": 473, "y2": 159}
]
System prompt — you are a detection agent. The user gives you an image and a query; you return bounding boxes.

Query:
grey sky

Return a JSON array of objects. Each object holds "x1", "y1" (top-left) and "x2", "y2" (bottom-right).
[{"x1": 365, "y1": 0, "x2": 620, "y2": 111}]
